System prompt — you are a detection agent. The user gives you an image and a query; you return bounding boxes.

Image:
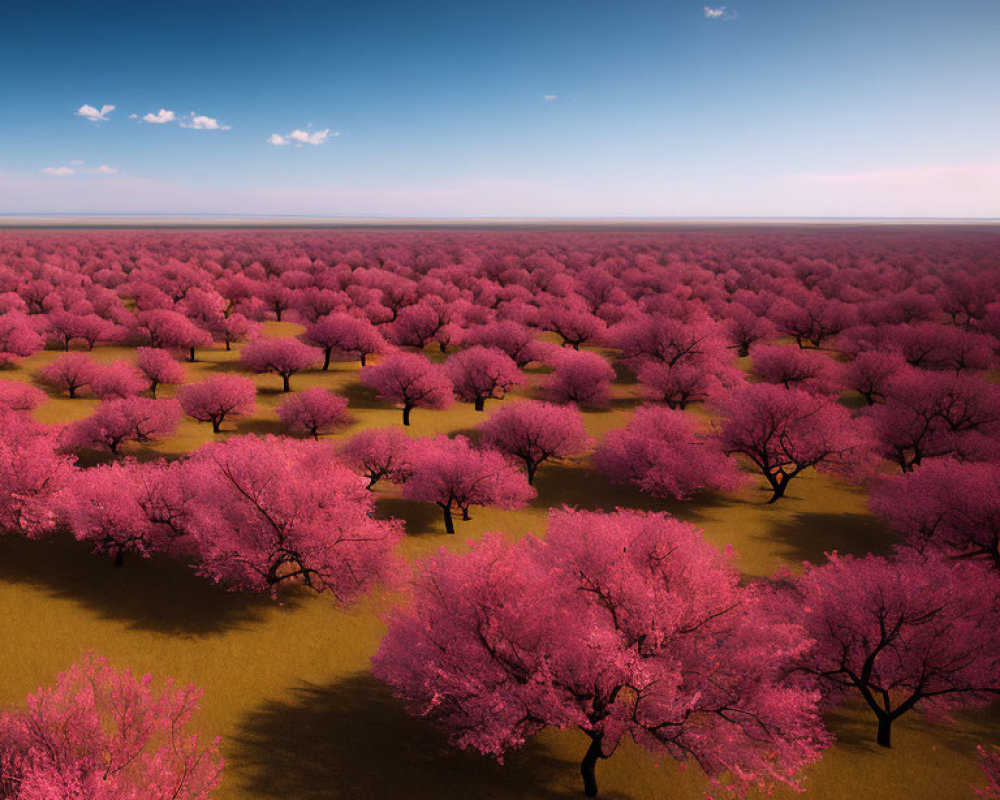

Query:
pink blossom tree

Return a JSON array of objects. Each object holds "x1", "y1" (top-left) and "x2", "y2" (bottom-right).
[
  {"x1": 359, "y1": 352, "x2": 453, "y2": 426},
  {"x1": 39, "y1": 352, "x2": 98, "y2": 398},
  {"x1": 723, "y1": 304, "x2": 776, "y2": 358},
  {"x1": 635, "y1": 359, "x2": 741, "y2": 409},
  {"x1": 63, "y1": 398, "x2": 181, "y2": 456},
  {"x1": 136, "y1": 347, "x2": 187, "y2": 398},
  {"x1": 751, "y1": 344, "x2": 842, "y2": 397},
  {"x1": 776, "y1": 550, "x2": 1000, "y2": 748},
  {"x1": 477, "y1": 401, "x2": 591, "y2": 484},
  {"x1": 0, "y1": 380, "x2": 46, "y2": 412},
  {"x1": 302, "y1": 312, "x2": 389, "y2": 369},
  {"x1": 276, "y1": 387, "x2": 352, "y2": 439},
  {"x1": 55, "y1": 459, "x2": 191, "y2": 566},
  {"x1": 869, "y1": 459, "x2": 1000, "y2": 568},
  {"x1": 180, "y1": 435, "x2": 402, "y2": 598},
  {"x1": 595, "y1": 405, "x2": 743, "y2": 499},
  {"x1": 402, "y1": 435, "x2": 535, "y2": 533},
  {"x1": 0, "y1": 313, "x2": 45, "y2": 366},
  {"x1": 240, "y1": 337, "x2": 322, "y2": 392},
  {"x1": 133, "y1": 309, "x2": 213, "y2": 362},
  {"x1": 215, "y1": 312, "x2": 259, "y2": 351},
  {"x1": 88, "y1": 361, "x2": 150, "y2": 400},
  {"x1": 0, "y1": 654, "x2": 223, "y2": 799},
  {"x1": 446, "y1": 346, "x2": 523, "y2": 411},
  {"x1": 177, "y1": 375, "x2": 257, "y2": 433},
  {"x1": 712, "y1": 383, "x2": 873, "y2": 502},
  {"x1": 841, "y1": 350, "x2": 910, "y2": 405},
  {"x1": 538, "y1": 299, "x2": 607, "y2": 350},
  {"x1": 373, "y1": 508, "x2": 827, "y2": 798},
  {"x1": 337, "y1": 427, "x2": 414, "y2": 488},
  {"x1": 542, "y1": 350, "x2": 616, "y2": 409},
  {"x1": 462, "y1": 320, "x2": 545, "y2": 367},
  {"x1": 0, "y1": 407, "x2": 76, "y2": 536}
]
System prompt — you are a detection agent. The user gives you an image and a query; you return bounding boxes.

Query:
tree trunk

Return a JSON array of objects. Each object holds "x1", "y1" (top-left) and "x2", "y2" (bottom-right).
[
  {"x1": 877, "y1": 716, "x2": 892, "y2": 748},
  {"x1": 462, "y1": 507, "x2": 471, "y2": 521},
  {"x1": 225, "y1": 340, "x2": 232, "y2": 351},
  {"x1": 442, "y1": 505, "x2": 455, "y2": 534},
  {"x1": 767, "y1": 474, "x2": 788, "y2": 503},
  {"x1": 150, "y1": 381, "x2": 158, "y2": 398},
  {"x1": 323, "y1": 349, "x2": 331, "y2": 371},
  {"x1": 360, "y1": 353, "x2": 368, "y2": 366},
  {"x1": 526, "y1": 462, "x2": 537, "y2": 485},
  {"x1": 189, "y1": 347, "x2": 196, "y2": 362},
  {"x1": 580, "y1": 736, "x2": 605, "y2": 797},
  {"x1": 402, "y1": 405, "x2": 412, "y2": 426},
  {"x1": 113, "y1": 549, "x2": 124, "y2": 568},
  {"x1": 212, "y1": 417, "x2": 222, "y2": 433},
  {"x1": 474, "y1": 397, "x2": 485, "y2": 411},
  {"x1": 282, "y1": 374, "x2": 291, "y2": 392},
  {"x1": 68, "y1": 385, "x2": 77, "y2": 399}
]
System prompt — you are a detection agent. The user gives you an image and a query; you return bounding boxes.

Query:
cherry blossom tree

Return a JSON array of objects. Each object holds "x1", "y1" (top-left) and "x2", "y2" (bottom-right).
[
  {"x1": 446, "y1": 346, "x2": 523, "y2": 411},
  {"x1": 63, "y1": 398, "x2": 181, "y2": 456},
  {"x1": 402, "y1": 435, "x2": 534, "y2": 533},
  {"x1": 0, "y1": 380, "x2": 46, "y2": 412},
  {"x1": 723, "y1": 304, "x2": 776, "y2": 358},
  {"x1": 359, "y1": 352, "x2": 454, "y2": 426},
  {"x1": 0, "y1": 654, "x2": 223, "y2": 800},
  {"x1": 751, "y1": 344, "x2": 842, "y2": 397},
  {"x1": 373, "y1": 508, "x2": 828, "y2": 798},
  {"x1": 0, "y1": 312, "x2": 44, "y2": 366},
  {"x1": 240, "y1": 337, "x2": 322, "y2": 392},
  {"x1": 136, "y1": 347, "x2": 186, "y2": 398},
  {"x1": 55, "y1": 459, "x2": 192, "y2": 566},
  {"x1": 276, "y1": 386, "x2": 352, "y2": 439},
  {"x1": 215, "y1": 312, "x2": 259, "y2": 351},
  {"x1": 0, "y1": 407, "x2": 75, "y2": 536},
  {"x1": 712, "y1": 383, "x2": 873, "y2": 502},
  {"x1": 39, "y1": 352, "x2": 98, "y2": 398},
  {"x1": 302, "y1": 312, "x2": 389, "y2": 369},
  {"x1": 595, "y1": 405, "x2": 743, "y2": 499},
  {"x1": 462, "y1": 320, "x2": 545, "y2": 367},
  {"x1": 177, "y1": 375, "x2": 257, "y2": 433},
  {"x1": 133, "y1": 309, "x2": 213, "y2": 362},
  {"x1": 869, "y1": 459, "x2": 1000, "y2": 568},
  {"x1": 180, "y1": 435, "x2": 402, "y2": 598},
  {"x1": 841, "y1": 350, "x2": 910, "y2": 405},
  {"x1": 542, "y1": 350, "x2": 616, "y2": 409},
  {"x1": 88, "y1": 361, "x2": 150, "y2": 400},
  {"x1": 776, "y1": 550, "x2": 1000, "y2": 748},
  {"x1": 337, "y1": 427, "x2": 414, "y2": 488},
  {"x1": 538, "y1": 299, "x2": 606, "y2": 350},
  {"x1": 477, "y1": 401, "x2": 591, "y2": 484}
]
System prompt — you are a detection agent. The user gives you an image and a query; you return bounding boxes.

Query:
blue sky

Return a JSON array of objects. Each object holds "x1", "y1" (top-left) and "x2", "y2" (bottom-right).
[{"x1": 0, "y1": 0, "x2": 997, "y2": 217}]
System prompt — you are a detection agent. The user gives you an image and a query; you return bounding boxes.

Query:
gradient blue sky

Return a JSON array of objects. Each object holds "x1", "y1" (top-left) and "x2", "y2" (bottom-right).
[{"x1": 1, "y1": 0, "x2": 997, "y2": 217}]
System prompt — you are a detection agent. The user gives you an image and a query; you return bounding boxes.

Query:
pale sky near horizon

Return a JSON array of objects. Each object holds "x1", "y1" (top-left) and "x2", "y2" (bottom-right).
[{"x1": 1, "y1": 0, "x2": 997, "y2": 218}]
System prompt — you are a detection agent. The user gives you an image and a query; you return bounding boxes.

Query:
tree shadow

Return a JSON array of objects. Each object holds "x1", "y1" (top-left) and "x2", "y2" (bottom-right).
[
  {"x1": 229, "y1": 673, "x2": 592, "y2": 800},
  {"x1": 234, "y1": 417, "x2": 287, "y2": 437},
  {"x1": 374, "y1": 496, "x2": 447, "y2": 536},
  {"x1": 762, "y1": 510, "x2": 895, "y2": 564},
  {"x1": 340, "y1": 380, "x2": 395, "y2": 411},
  {"x1": 530, "y1": 463, "x2": 737, "y2": 526},
  {"x1": 0, "y1": 534, "x2": 286, "y2": 636}
]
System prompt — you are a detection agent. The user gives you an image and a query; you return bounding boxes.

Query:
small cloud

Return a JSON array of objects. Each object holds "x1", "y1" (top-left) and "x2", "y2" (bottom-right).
[
  {"x1": 180, "y1": 112, "x2": 231, "y2": 130},
  {"x1": 96, "y1": 164, "x2": 118, "y2": 174},
  {"x1": 76, "y1": 103, "x2": 115, "y2": 122},
  {"x1": 142, "y1": 108, "x2": 176, "y2": 124},
  {"x1": 544, "y1": 94, "x2": 558, "y2": 102},
  {"x1": 41, "y1": 166, "x2": 76, "y2": 176},
  {"x1": 41, "y1": 162, "x2": 119, "y2": 177},
  {"x1": 269, "y1": 128, "x2": 337, "y2": 146},
  {"x1": 703, "y1": 5, "x2": 737, "y2": 20}
]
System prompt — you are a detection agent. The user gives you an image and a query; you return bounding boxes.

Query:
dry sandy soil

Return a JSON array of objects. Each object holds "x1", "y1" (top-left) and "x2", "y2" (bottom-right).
[{"x1": 2, "y1": 321, "x2": 997, "y2": 799}]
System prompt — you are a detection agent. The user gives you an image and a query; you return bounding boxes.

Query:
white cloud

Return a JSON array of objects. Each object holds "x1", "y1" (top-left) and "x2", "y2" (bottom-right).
[
  {"x1": 41, "y1": 166, "x2": 75, "y2": 176},
  {"x1": 97, "y1": 164, "x2": 118, "y2": 174},
  {"x1": 142, "y1": 108, "x2": 176, "y2": 124},
  {"x1": 269, "y1": 128, "x2": 336, "y2": 146},
  {"x1": 180, "y1": 112, "x2": 231, "y2": 130},
  {"x1": 544, "y1": 94, "x2": 558, "y2": 102},
  {"x1": 40, "y1": 163, "x2": 119, "y2": 177},
  {"x1": 703, "y1": 5, "x2": 737, "y2": 20},
  {"x1": 76, "y1": 104, "x2": 115, "y2": 122}
]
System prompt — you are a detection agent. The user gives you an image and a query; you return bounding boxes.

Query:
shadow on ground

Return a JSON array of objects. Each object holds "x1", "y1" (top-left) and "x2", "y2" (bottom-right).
[
  {"x1": 230, "y1": 673, "x2": 635, "y2": 800},
  {"x1": 762, "y1": 509, "x2": 895, "y2": 564},
  {"x1": 374, "y1": 496, "x2": 448, "y2": 536},
  {"x1": 0, "y1": 534, "x2": 286, "y2": 636}
]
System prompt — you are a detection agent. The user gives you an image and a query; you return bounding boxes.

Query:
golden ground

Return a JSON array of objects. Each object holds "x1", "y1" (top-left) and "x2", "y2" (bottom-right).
[{"x1": 1, "y1": 323, "x2": 996, "y2": 799}]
